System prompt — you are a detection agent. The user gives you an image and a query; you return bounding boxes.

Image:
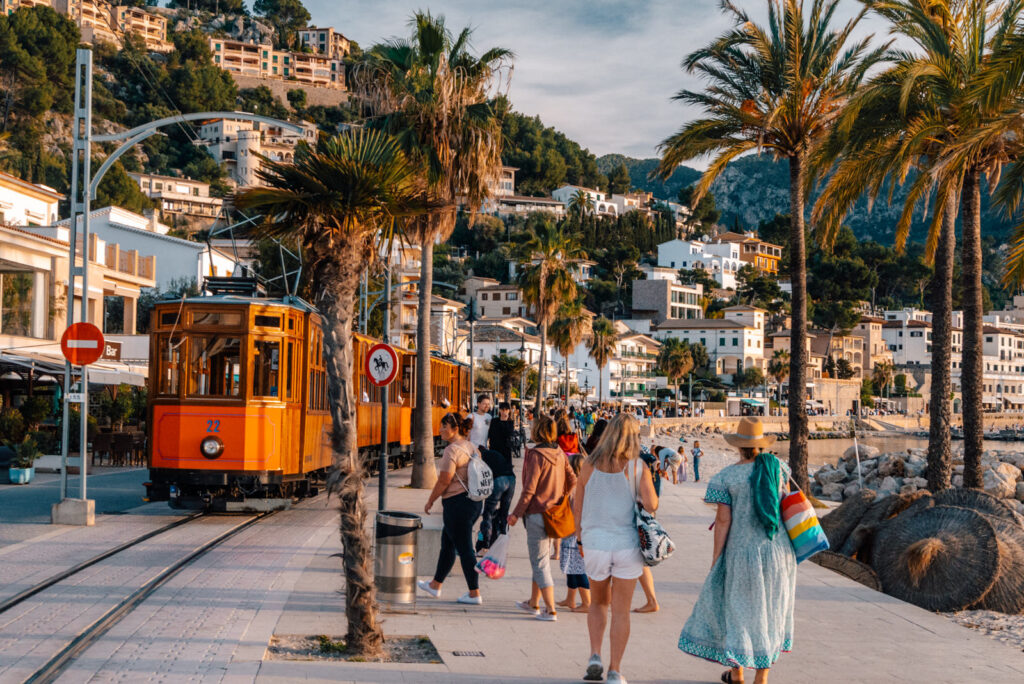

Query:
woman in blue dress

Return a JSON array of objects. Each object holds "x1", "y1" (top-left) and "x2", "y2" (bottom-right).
[{"x1": 678, "y1": 417, "x2": 797, "y2": 684}]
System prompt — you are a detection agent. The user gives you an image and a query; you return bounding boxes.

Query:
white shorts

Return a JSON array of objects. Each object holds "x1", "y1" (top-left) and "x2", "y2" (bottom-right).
[{"x1": 583, "y1": 547, "x2": 644, "y2": 581}]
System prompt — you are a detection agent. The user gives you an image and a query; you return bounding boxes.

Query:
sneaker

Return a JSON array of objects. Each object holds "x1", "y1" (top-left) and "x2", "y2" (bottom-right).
[
  {"x1": 417, "y1": 580, "x2": 440, "y2": 598},
  {"x1": 607, "y1": 671, "x2": 626, "y2": 684},
  {"x1": 583, "y1": 654, "x2": 604, "y2": 681},
  {"x1": 535, "y1": 610, "x2": 557, "y2": 621},
  {"x1": 515, "y1": 600, "x2": 540, "y2": 616},
  {"x1": 457, "y1": 592, "x2": 482, "y2": 605}
]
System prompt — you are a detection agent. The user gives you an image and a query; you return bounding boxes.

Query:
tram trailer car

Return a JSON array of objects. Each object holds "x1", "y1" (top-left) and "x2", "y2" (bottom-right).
[{"x1": 144, "y1": 295, "x2": 470, "y2": 510}]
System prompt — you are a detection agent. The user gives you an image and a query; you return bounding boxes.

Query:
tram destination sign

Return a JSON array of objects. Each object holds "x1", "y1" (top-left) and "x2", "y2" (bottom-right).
[
  {"x1": 60, "y1": 322, "x2": 105, "y2": 366},
  {"x1": 365, "y1": 343, "x2": 399, "y2": 387}
]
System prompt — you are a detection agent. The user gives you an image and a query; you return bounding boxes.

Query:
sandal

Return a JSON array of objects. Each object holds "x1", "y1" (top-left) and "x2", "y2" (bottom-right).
[{"x1": 721, "y1": 671, "x2": 744, "y2": 684}]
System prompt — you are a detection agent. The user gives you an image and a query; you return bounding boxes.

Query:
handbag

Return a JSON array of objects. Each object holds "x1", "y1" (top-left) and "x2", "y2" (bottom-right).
[
  {"x1": 476, "y1": 532, "x2": 509, "y2": 579},
  {"x1": 628, "y1": 459, "x2": 675, "y2": 566},
  {"x1": 781, "y1": 477, "x2": 830, "y2": 563},
  {"x1": 541, "y1": 449, "x2": 576, "y2": 538}
]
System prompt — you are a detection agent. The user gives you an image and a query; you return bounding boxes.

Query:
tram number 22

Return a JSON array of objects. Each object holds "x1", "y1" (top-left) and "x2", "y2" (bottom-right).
[{"x1": 206, "y1": 420, "x2": 220, "y2": 433}]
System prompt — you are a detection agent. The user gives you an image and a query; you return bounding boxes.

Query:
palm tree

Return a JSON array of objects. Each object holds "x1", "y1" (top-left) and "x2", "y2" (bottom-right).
[
  {"x1": 490, "y1": 352, "x2": 526, "y2": 403},
  {"x1": 872, "y1": 361, "x2": 895, "y2": 401},
  {"x1": 588, "y1": 316, "x2": 617, "y2": 405},
  {"x1": 357, "y1": 11, "x2": 513, "y2": 488},
  {"x1": 813, "y1": 0, "x2": 1021, "y2": 492},
  {"x1": 657, "y1": 337, "x2": 695, "y2": 416},
  {"x1": 549, "y1": 299, "x2": 591, "y2": 402},
  {"x1": 655, "y1": 0, "x2": 879, "y2": 490},
  {"x1": 234, "y1": 129, "x2": 422, "y2": 658},
  {"x1": 567, "y1": 188, "x2": 593, "y2": 225},
  {"x1": 517, "y1": 221, "x2": 586, "y2": 404},
  {"x1": 768, "y1": 348, "x2": 790, "y2": 407}
]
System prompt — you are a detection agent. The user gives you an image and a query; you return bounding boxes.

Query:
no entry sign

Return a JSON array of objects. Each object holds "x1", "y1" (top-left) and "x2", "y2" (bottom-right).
[
  {"x1": 365, "y1": 343, "x2": 399, "y2": 387},
  {"x1": 61, "y1": 323, "x2": 105, "y2": 366}
]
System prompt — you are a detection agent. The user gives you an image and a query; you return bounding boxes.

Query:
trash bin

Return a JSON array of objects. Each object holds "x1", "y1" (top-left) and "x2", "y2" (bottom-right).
[{"x1": 374, "y1": 511, "x2": 422, "y2": 608}]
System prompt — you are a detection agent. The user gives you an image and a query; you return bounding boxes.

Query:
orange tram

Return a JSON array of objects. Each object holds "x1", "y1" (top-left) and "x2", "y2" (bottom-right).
[{"x1": 144, "y1": 291, "x2": 470, "y2": 510}]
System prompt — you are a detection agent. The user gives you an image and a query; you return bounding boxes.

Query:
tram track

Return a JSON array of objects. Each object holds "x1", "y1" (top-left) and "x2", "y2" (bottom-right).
[{"x1": 0, "y1": 511, "x2": 277, "y2": 684}]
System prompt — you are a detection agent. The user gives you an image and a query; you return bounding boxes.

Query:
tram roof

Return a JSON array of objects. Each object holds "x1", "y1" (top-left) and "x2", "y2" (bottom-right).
[{"x1": 161, "y1": 294, "x2": 317, "y2": 312}]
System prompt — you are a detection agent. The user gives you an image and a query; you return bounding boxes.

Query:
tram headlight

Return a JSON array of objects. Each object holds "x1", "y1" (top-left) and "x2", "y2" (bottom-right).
[{"x1": 200, "y1": 436, "x2": 224, "y2": 459}]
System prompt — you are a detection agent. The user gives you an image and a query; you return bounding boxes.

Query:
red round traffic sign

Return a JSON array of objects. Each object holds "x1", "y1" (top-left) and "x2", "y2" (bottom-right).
[
  {"x1": 61, "y1": 323, "x2": 105, "y2": 366},
  {"x1": 365, "y1": 343, "x2": 399, "y2": 387}
]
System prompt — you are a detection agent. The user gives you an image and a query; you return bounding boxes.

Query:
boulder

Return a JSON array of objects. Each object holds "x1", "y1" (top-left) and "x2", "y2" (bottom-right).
[
  {"x1": 844, "y1": 444, "x2": 880, "y2": 461},
  {"x1": 905, "y1": 456, "x2": 927, "y2": 478},
  {"x1": 982, "y1": 466, "x2": 1017, "y2": 499},
  {"x1": 994, "y1": 461, "x2": 1022, "y2": 483},
  {"x1": 821, "y1": 482, "x2": 845, "y2": 501},
  {"x1": 910, "y1": 477, "x2": 929, "y2": 489},
  {"x1": 899, "y1": 483, "x2": 918, "y2": 495},
  {"x1": 954, "y1": 464, "x2": 965, "y2": 475},
  {"x1": 843, "y1": 482, "x2": 862, "y2": 500},
  {"x1": 816, "y1": 468, "x2": 847, "y2": 486},
  {"x1": 1016, "y1": 482, "x2": 1024, "y2": 503},
  {"x1": 879, "y1": 476, "x2": 898, "y2": 494},
  {"x1": 953, "y1": 474, "x2": 964, "y2": 488}
]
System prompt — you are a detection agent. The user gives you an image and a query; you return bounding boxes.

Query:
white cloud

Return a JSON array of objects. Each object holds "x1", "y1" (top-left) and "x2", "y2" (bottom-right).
[{"x1": 303, "y1": 0, "x2": 894, "y2": 162}]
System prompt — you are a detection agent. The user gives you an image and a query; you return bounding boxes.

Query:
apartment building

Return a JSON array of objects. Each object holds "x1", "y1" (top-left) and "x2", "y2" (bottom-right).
[
  {"x1": 209, "y1": 37, "x2": 346, "y2": 89},
  {"x1": 551, "y1": 184, "x2": 619, "y2": 216},
  {"x1": 810, "y1": 329, "x2": 865, "y2": 378},
  {"x1": 652, "y1": 306, "x2": 765, "y2": 384},
  {"x1": 631, "y1": 265, "x2": 703, "y2": 322},
  {"x1": 715, "y1": 231, "x2": 782, "y2": 275},
  {"x1": 0, "y1": 170, "x2": 61, "y2": 227},
  {"x1": 474, "y1": 284, "x2": 524, "y2": 319},
  {"x1": 657, "y1": 238, "x2": 744, "y2": 289},
  {"x1": 54, "y1": 0, "x2": 118, "y2": 46},
  {"x1": 129, "y1": 173, "x2": 224, "y2": 226},
  {"x1": 297, "y1": 26, "x2": 352, "y2": 60},
  {"x1": 2, "y1": 0, "x2": 53, "y2": 17},
  {"x1": 851, "y1": 315, "x2": 893, "y2": 370},
  {"x1": 110, "y1": 4, "x2": 171, "y2": 52},
  {"x1": 195, "y1": 118, "x2": 319, "y2": 188}
]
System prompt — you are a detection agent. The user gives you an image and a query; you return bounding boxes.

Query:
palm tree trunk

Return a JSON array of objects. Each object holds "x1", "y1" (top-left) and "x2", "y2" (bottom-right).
[
  {"x1": 926, "y1": 193, "x2": 956, "y2": 492},
  {"x1": 411, "y1": 238, "x2": 437, "y2": 489},
  {"x1": 787, "y1": 154, "x2": 810, "y2": 492},
  {"x1": 598, "y1": 365, "x2": 604, "y2": 406},
  {"x1": 317, "y1": 255, "x2": 384, "y2": 658},
  {"x1": 538, "y1": 321, "x2": 548, "y2": 408},
  {"x1": 961, "y1": 168, "x2": 984, "y2": 489}
]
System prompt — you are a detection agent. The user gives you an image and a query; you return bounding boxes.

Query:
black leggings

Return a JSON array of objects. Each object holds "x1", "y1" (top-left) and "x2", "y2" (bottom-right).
[{"x1": 433, "y1": 493, "x2": 483, "y2": 591}]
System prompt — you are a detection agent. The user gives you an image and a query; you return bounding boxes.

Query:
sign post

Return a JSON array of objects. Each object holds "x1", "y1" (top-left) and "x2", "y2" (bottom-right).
[
  {"x1": 55, "y1": 321, "x2": 104, "y2": 526},
  {"x1": 365, "y1": 341, "x2": 399, "y2": 511}
]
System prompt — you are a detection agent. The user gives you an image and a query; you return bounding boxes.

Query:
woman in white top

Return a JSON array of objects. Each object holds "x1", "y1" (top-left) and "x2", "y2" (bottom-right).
[{"x1": 572, "y1": 414, "x2": 658, "y2": 684}]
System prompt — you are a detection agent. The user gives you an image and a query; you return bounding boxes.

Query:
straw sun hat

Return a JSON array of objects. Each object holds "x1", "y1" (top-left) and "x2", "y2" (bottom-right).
[{"x1": 723, "y1": 416, "x2": 777, "y2": 449}]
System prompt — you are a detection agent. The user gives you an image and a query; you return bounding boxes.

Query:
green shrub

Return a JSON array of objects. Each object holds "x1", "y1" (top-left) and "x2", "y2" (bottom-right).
[
  {"x1": 7, "y1": 435, "x2": 41, "y2": 468},
  {"x1": 0, "y1": 408, "x2": 26, "y2": 443}
]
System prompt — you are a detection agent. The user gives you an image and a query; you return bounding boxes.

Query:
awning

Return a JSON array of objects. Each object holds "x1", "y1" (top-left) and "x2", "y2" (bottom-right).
[
  {"x1": 741, "y1": 398, "x2": 765, "y2": 407},
  {"x1": 806, "y1": 400, "x2": 825, "y2": 408},
  {"x1": 982, "y1": 395, "x2": 1002, "y2": 405},
  {"x1": 0, "y1": 350, "x2": 146, "y2": 387},
  {"x1": 1004, "y1": 396, "x2": 1024, "y2": 405}
]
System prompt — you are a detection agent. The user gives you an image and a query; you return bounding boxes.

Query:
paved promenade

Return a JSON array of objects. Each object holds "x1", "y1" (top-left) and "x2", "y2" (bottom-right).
[{"x1": 1, "y1": 460, "x2": 1022, "y2": 682}]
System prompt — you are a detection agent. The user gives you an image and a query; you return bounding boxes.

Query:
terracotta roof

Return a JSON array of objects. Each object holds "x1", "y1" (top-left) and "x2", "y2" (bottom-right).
[
  {"x1": 654, "y1": 319, "x2": 748, "y2": 330},
  {"x1": 883, "y1": 319, "x2": 930, "y2": 328},
  {"x1": 1, "y1": 224, "x2": 68, "y2": 247},
  {"x1": 0, "y1": 170, "x2": 64, "y2": 201}
]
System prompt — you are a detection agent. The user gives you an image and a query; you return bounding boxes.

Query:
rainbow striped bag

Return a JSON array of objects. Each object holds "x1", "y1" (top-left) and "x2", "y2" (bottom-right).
[{"x1": 781, "y1": 480, "x2": 829, "y2": 563}]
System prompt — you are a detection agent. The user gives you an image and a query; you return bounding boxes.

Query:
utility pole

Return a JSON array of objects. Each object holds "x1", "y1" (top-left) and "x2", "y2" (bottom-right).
[
  {"x1": 378, "y1": 252, "x2": 392, "y2": 511},
  {"x1": 467, "y1": 301, "x2": 477, "y2": 411}
]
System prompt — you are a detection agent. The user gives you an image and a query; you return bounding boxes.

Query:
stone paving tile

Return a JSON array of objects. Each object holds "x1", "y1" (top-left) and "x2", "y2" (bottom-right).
[{"x1": 0, "y1": 516, "x2": 254, "y2": 683}]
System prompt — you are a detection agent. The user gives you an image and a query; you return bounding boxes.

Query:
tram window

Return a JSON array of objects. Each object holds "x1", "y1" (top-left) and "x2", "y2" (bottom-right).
[
  {"x1": 158, "y1": 335, "x2": 184, "y2": 395},
  {"x1": 285, "y1": 341, "x2": 294, "y2": 400},
  {"x1": 191, "y1": 311, "x2": 242, "y2": 327},
  {"x1": 254, "y1": 315, "x2": 282, "y2": 328},
  {"x1": 253, "y1": 340, "x2": 281, "y2": 397},
  {"x1": 401, "y1": 360, "x2": 413, "y2": 399},
  {"x1": 187, "y1": 336, "x2": 241, "y2": 397},
  {"x1": 160, "y1": 311, "x2": 182, "y2": 327}
]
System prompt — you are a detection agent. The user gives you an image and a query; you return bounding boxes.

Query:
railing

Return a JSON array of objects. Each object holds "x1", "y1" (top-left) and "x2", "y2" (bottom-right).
[{"x1": 617, "y1": 351, "x2": 657, "y2": 360}]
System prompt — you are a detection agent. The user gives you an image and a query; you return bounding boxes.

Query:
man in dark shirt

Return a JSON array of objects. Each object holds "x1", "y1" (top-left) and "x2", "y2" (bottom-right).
[{"x1": 477, "y1": 403, "x2": 517, "y2": 551}]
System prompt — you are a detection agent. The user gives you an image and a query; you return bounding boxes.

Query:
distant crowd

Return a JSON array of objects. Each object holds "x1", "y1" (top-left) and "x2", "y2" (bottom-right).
[{"x1": 419, "y1": 394, "x2": 800, "y2": 684}]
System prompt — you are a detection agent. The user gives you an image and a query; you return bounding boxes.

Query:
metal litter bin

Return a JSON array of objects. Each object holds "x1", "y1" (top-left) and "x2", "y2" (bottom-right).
[{"x1": 374, "y1": 511, "x2": 422, "y2": 608}]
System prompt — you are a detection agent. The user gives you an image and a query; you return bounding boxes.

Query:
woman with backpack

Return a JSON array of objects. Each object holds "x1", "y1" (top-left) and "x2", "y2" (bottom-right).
[
  {"x1": 420, "y1": 412, "x2": 487, "y2": 606},
  {"x1": 574, "y1": 413, "x2": 658, "y2": 684},
  {"x1": 507, "y1": 413, "x2": 577, "y2": 622}
]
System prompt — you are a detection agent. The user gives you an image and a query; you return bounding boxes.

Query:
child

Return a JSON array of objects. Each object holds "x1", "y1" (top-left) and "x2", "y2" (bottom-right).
[
  {"x1": 675, "y1": 446, "x2": 688, "y2": 483},
  {"x1": 691, "y1": 440, "x2": 703, "y2": 482},
  {"x1": 556, "y1": 452, "x2": 590, "y2": 612}
]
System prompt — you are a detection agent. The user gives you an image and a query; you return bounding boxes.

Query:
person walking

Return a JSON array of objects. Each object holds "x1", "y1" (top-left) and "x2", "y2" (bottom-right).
[
  {"x1": 477, "y1": 444, "x2": 515, "y2": 552},
  {"x1": 584, "y1": 418, "x2": 608, "y2": 454},
  {"x1": 419, "y1": 413, "x2": 485, "y2": 605},
  {"x1": 691, "y1": 440, "x2": 704, "y2": 482},
  {"x1": 557, "y1": 451, "x2": 590, "y2": 612},
  {"x1": 678, "y1": 417, "x2": 797, "y2": 684},
  {"x1": 574, "y1": 414, "x2": 658, "y2": 684},
  {"x1": 468, "y1": 394, "x2": 492, "y2": 449},
  {"x1": 557, "y1": 413, "x2": 581, "y2": 456},
  {"x1": 507, "y1": 414, "x2": 577, "y2": 622}
]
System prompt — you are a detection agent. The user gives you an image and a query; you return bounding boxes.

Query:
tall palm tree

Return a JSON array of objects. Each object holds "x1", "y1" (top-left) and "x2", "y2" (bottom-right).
[
  {"x1": 490, "y1": 352, "x2": 526, "y2": 403},
  {"x1": 234, "y1": 129, "x2": 421, "y2": 658},
  {"x1": 549, "y1": 299, "x2": 591, "y2": 402},
  {"x1": 657, "y1": 337, "x2": 695, "y2": 416},
  {"x1": 813, "y1": 0, "x2": 1022, "y2": 491},
  {"x1": 567, "y1": 188, "x2": 594, "y2": 226},
  {"x1": 872, "y1": 360, "x2": 895, "y2": 400},
  {"x1": 768, "y1": 348, "x2": 791, "y2": 407},
  {"x1": 655, "y1": 0, "x2": 879, "y2": 490},
  {"x1": 357, "y1": 11, "x2": 513, "y2": 488},
  {"x1": 588, "y1": 316, "x2": 617, "y2": 405},
  {"x1": 517, "y1": 221, "x2": 586, "y2": 404}
]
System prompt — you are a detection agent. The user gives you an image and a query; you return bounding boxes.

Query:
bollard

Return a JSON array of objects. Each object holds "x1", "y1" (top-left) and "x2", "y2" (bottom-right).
[{"x1": 374, "y1": 511, "x2": 422, "y2": 608}]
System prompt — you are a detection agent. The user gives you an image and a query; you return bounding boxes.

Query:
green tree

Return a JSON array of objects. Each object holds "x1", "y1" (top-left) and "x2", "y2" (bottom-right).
[
  {"x1": 736, "y1": 366, "x2": 765, "y2": 390},
  {"x1": 678, "y1": 268, "x2": 718, "y2": 293},
  {"x1": 94, "y1": 161, "x2": 154, "y2": 214},
  {"x1": 490, "y1": 353, "x2": 526, "y2": 403},
  {"x1": 168, "y1": 0, "x2": 246, "y2": 12},
  {"x1": 287, "y1": 87, "x2": 308, "y2": 112},
  {"x1": 254, "y1": 0, "x2": 311, "y2": 49},
  {"x1": 657, "y1": 0, "x2": 879, "y2": 490},
  {"x1": 548, "y1": 299, "x2": 590, "y2": 400},
  {"x1": 657, "y1": 337, "x2": 694, "y2": 415},
  {"x1": 238, "y1": 86, "x2": 290, "y2": 119},
  {"x1": 234, "y1": 129, "x2": 423, "y2": 658},
  {"x1": 588, "y1": 316, "x2": 617, "y2": 404},
  {"x1": 606, "y1": 162, "x2": 630, "y2": 195},
  {"x1": 357, "y1": 12, "x2": 511, "y2": 488},
  {"x1": 677, "y1": 184, "x2": 720, "y2": 237},
  {"x1": 835, "y1": 358, "x2": 856, "y2": 380}
]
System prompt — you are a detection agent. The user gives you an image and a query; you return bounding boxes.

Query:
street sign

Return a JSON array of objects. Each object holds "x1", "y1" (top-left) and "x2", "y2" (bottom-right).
[
  {"x1": 365, "y1": 343, "x2": 399, "y2": 387},
  {"x1": 66, "y1": 393, "x2": 84, "y2": 403},
  {"x1": 61, "y1": 323, "x2": 105, "y2": 366},
  {"x1": 101, "y1": 340, "x2": 122, "y2": 361}
]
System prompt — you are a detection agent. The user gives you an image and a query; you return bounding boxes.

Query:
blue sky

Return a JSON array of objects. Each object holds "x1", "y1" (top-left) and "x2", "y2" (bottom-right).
[{"x1": 305, "y1": 1, "x2": 886, "y2": 161}]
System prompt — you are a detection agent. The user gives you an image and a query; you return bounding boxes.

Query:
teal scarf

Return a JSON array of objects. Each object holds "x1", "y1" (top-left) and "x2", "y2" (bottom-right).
[{"x1": 750, "y1": 451, "x2": 782, "y2": 539}]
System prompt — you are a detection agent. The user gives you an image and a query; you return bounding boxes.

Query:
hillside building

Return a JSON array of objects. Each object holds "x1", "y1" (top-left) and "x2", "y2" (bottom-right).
[
  {"x1": 0, "y1": 170, "x2": 61, "y2": 227},
  {"x1": 631, "y1": 265, "x2": 703, "y2": 322},
  {"x1": 657, "y1": 238, "x2": 744, "y2": 289},
  {"x1": 129, "y1": 173, "x2": 224, "y2": 228},
  {"x1": 297, "y1": 26, "x2": 352, "y2": 60},
  {"x1": 715, "y1": 231, "x2": 782, "y2": 275},
  {"x1": 208, "y1": 37, "x2": 346, "y2": 89},
  {"x1": 195, "y1": 118, "x2": 319, "y2": 188}
]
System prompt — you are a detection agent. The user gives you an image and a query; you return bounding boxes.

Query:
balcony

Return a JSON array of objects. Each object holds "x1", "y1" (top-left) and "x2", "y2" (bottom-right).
[{"x1": 616, "y1": 351, "x2": 657, "y2": 360}]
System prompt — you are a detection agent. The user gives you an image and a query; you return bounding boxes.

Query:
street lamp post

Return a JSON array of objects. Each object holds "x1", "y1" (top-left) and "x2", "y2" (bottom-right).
[
  {"x1": 518, "y1": 333, "x2": 527, "y2": 450},
  {"x1": 467, "y1": 302, "x2": 477, "y2": 411}
]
